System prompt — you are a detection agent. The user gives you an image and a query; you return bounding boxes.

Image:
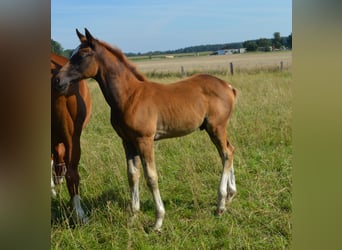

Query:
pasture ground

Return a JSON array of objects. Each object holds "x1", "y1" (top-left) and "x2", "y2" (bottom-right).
[
  {"x1": 51, "y1": 52, "x2": 292, "y2": 249},
  {"x1": 134, "y1": 51, "x2": 291, "y2": 74}
]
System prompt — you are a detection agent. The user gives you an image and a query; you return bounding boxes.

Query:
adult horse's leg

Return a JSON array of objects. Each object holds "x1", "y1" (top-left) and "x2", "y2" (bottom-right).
[
  {"x1": 123, "y1": 141, "x2": 141, "y2": 214},
  {"x1": 52, "y1": 143, "x2": 66, "y2": 185},
  {"x1": 65, "y1": 135, "x2": 86, "y2": 223},
  {"x1": 136, "y1": 137, "x2": 165, "y2": 231},
  {"x1": 206, "y1": 125, "x2": 236, "y2": 215},
  {"x1": 51, "y1": 157, "x2": 57, "y2": 198}
]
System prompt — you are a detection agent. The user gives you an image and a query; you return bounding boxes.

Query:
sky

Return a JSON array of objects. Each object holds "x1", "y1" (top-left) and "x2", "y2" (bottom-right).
[{"x1": 51, "y1": 0, "x2": 292, "y2": 53}]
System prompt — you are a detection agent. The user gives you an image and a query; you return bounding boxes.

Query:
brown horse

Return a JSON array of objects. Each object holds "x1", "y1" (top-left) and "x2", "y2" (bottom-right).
[
  {"x1": 54, "y1": 29, "x2": 237, "y2": 231},
  {"x1": 51, "y1": 52, "x2": 91, "y2": 223}
]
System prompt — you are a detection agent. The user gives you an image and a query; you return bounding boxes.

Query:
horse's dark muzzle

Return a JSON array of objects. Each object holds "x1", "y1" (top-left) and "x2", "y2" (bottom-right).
[{"x1": 53, "y1": 77, "x2": 68, "y2": 92}]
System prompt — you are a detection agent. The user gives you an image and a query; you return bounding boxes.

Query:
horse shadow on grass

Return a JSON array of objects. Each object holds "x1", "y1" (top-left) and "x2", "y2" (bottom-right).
[
  {"x1": 51, "y1": 187, "x2": 128, "y2": 227},
  {"x1": 51, "y1": 187, "x2": 220, "y2": 228}
]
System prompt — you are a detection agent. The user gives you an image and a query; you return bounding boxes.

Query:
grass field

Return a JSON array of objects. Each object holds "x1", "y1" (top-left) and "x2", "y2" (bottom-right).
[
  {"x1": 134, "y1": 51, "x2": 291, "y2": 75},
  {"x1": 51, "y1": 53, "x2": 292, "y2": 249}
]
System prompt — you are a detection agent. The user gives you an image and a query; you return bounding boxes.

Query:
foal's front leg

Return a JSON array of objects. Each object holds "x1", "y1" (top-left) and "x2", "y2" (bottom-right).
[
  {"x1": 137, "y1": 137, "x2": 165, "y2": 231},
  {"x1": 123, "y1": 141, "x2": 141, "y2": 214}
]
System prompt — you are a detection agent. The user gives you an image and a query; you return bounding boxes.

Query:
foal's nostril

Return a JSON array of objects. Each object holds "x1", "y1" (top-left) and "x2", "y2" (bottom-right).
[{"x1": 54, "y1": 77, "x2": 60, "y2": 84}]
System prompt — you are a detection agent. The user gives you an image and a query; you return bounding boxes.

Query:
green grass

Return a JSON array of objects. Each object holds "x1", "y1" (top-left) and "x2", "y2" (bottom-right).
[{"x1": 51, "y1": 70, "x2": 292, "y2": 249}]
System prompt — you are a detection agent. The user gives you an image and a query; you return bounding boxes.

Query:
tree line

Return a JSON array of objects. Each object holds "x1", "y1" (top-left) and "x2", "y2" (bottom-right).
[
  {"x1": 243, "y1": 32, "x2": 292, "y2": 52},
  {"x1": 51, "y1": 32, "x2": 292, "y2": 57},
  {"x1": 51, "y1": 39, "x2": 74, "y2": 58}
]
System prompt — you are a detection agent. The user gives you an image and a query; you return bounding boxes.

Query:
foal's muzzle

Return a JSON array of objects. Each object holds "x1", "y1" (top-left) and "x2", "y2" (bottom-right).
[{"x1": 52, "y1": 162, "x2": 67, "y2": 185}]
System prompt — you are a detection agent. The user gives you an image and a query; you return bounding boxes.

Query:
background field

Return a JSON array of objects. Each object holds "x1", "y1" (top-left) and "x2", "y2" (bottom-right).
[
  {"x1": 134, "y1": 51, "x2": 291, "y2": 74},
  {"x1": 51, "y1": 52, "x2": 292, "y2": 249}
]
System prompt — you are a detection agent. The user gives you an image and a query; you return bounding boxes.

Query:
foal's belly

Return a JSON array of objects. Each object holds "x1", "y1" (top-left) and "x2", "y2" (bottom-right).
[
  {"x1": 154, "y1": 118, "x2": 204, "y2": 140},
  {"x1": 154, "y1": 127, "x2": 198, "y2": 140},
  {"x1": 154, "y1": 106, "x2": 206, "y2": 140}
]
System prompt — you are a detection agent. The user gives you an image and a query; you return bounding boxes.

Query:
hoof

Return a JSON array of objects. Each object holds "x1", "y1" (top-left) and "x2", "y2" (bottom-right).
[
  {"x1": 153, "y1": 227, "x2": 162, "y2": 234},
  {"x1": 72, "y1": 214, "x2": 88, "y2": 225},
  {"x1": 215, "y1": 208, "x2": 225, "y2": 216},
  {"x1": 127, "y1": 213, "x2": 139, "y2": 227},
  {"x1": 152, "y1": 218, "x2": 163, "y2": 233},
  {"x1": 71, "y1": 208, "x2": 88, "y2": 225}
]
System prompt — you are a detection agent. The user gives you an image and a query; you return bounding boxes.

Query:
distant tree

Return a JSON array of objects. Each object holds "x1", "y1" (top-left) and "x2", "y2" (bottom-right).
[
  {"x1": 51, "y1": 39, "x2": 64, "y2": 55},
  {"x1": 62, "y1": 49, "x2": 73, "y2": 58},
  {"x1": 221, "y1": 42, "x2": 243, "y2": 50},
  {"x1": 243, "y1": 41, "x2": 258, "y2": 51},
  {"x1": 273, "y1": 32, "x2": 282, "y2": 49},
  {"x1": 257, "y1": 38, "x2": 272, "y2": 48},
  {"x1": 287, "y1": 33, "x2": 292, "y2": 49}
]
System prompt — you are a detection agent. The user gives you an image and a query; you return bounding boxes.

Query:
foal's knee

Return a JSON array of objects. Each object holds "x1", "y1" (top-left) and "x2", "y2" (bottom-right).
[{"x1": 145, "y1": 173, "x2": 158, "y2": 190}]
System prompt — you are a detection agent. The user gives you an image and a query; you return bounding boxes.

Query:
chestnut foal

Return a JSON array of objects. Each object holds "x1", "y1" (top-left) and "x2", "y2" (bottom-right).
[{"x1": 54, "y1": 29, "x2": 237, "y2": 230}]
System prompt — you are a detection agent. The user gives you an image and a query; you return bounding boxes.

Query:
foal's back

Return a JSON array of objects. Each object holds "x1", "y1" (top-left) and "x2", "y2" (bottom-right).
[{"x1": 145, "y1": 73, "x2": 236, "y2": 115}]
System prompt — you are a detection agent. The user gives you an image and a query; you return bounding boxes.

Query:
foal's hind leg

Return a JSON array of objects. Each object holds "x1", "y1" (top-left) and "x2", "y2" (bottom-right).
[
  {"x1": 206, "y1": 125, "x2": 236, "y2": 215},
  {"x1": 226, "y1": 160, "x2": 236, "y2": 204}
]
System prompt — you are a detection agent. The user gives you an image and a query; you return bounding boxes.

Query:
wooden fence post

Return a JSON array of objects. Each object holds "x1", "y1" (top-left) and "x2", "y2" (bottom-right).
[
  {"x1": 230, "y1": 62, "x2": 234, "y2": 75},
  {"x1": 181, "y1": 65, "x2": 185, "y2": 78},
  {"x1": 280, "y1": 61, "x2": 284, "y2": 71}
]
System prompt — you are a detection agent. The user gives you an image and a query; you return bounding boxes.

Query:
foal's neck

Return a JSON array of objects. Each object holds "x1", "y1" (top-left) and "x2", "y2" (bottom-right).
[{"x1": 95, "y1": 52, "x2": 143, "y2": 112}]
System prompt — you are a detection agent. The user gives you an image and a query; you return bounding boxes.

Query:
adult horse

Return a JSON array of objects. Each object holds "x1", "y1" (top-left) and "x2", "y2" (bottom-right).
[
  {"x1": 51, "y1": 52, "x2": 91, "y2": 223},
  {"x1": 54, "y1": 29, "x2": 237, "y2": 231}
]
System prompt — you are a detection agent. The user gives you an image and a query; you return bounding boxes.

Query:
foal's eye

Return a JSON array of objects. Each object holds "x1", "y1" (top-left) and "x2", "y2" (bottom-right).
[
  {"x1": 70, "y1": 53, "x2": 82, "y2": 64},
  {"x1": 80, "y1": 52, "x2": 90, "y2": 58},
  {"x1": 79, "y1": 48, "x2": 93, "y2": 58}
]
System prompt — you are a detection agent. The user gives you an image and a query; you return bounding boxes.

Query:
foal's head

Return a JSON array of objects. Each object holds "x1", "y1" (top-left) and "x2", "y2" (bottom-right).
[
  {"x1": 54, "y1": 28, "x2": 146, "y2": 91},
  {"x1": 54, "y1": 29, "x2": 100, "y2": 91}
]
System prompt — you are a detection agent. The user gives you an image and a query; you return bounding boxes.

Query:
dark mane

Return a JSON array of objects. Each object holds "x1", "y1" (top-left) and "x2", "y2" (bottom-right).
[{"x1": 98, "y1": 40, "x2": 147, "y2": 82}]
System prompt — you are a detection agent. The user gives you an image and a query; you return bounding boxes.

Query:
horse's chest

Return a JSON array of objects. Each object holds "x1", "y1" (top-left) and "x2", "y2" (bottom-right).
[{"x1": 110, "y1": 112, "x2": 131, "y2": 138}]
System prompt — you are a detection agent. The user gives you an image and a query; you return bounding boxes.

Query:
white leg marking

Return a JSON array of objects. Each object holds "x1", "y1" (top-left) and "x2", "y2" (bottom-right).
[
  {"x1": 217, "y1": 168, "x2": 229, "y2": 213},
  {"x1": 143, "y1": 162, "x2": 165, "y2": 231},
  {"x1": 128, "y1": 158, "x2": 140, "y2": 213},
  {"x1": 227, "y1": 162, "x2": 236, "y2": 203},
  {"x1": 51, "y1": 159, "x2": 57, "y2": 198},
  {"x1": 217, "y1": 157, "x2": 236, "y2": 214},
  {"x1": 72, "y1": 195, "x2": 87, "y2": 223},
  {"x1": 152, "y1": 188, "x2": 165, "y2": 231}
]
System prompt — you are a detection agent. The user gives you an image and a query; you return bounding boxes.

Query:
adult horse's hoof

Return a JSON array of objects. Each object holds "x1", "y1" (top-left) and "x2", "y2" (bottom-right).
[{"x1": 72, "y1": 211, "x2": 88, "y2": 224}]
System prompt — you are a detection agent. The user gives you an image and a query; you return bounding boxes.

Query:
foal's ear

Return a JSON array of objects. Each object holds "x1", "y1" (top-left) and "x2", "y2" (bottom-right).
[
  {"x1": 84, "y1": 28, "x2": 97, "y2": 49},
  {"x1": 76, "y1": 29, "x2": 86, "y2": 42},
  {"x1": 85, "y1": 28, "x2": 94, "y2": 42}
]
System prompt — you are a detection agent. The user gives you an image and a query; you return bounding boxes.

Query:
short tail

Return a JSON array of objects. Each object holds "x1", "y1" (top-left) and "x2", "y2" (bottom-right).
[
  {"x1": 228, "y1": 83, "x2": 238, "y2": 98},
  {"x1": 228, "y1": 84, "x2": 238, "y2": 108},
  {"x1": 232, "y1": 87, "x2": 237, "y2": 97}
]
